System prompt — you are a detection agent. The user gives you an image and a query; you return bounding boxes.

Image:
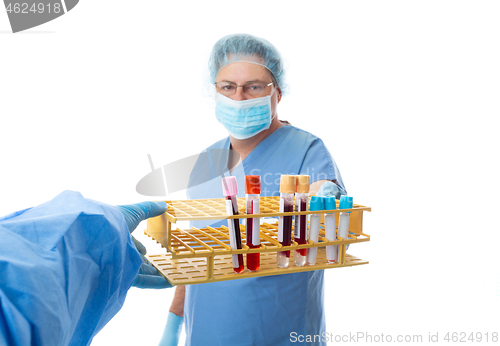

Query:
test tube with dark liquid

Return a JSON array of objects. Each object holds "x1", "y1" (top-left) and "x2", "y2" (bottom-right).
[
  {"x1": 277, "y1": 175, "x2": 296, "y2": 268},
  {"x1": 222, "y1": 176, "x2": 244, "y2": 274},
  {"x1": 245, "y1": 175, "x2": 261, "y2": 271},
  {"x1": 294, "y1": 175, "x2": 310, "y2": 266}
]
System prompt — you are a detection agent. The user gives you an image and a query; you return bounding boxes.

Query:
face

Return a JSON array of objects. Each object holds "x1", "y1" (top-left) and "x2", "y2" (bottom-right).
[{"x1": 215, "y1": 62, "x2": 281, "y2": 119}]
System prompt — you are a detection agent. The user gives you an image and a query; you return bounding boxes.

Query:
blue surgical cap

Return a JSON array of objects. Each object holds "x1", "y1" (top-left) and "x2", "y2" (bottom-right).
[{"x1": 209, "y1": 33, "x2": 287, "y2": 93}]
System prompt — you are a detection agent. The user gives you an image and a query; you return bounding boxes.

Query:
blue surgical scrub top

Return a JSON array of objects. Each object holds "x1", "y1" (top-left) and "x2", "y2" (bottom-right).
[
  {"x1": 0, "y1": 191, "x2": 142, "y2": 346},
  {"x1": 184, "y1": 125, "x2": 345, "y2": 346}
]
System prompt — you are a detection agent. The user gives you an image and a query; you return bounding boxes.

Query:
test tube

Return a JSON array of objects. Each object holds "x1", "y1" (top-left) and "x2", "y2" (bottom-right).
[
  {"x1": 338, "y1": 195, "x2": 354, "y2": 261},
  {"x1": 221, "y1": 176, "x2": 244, "y2": 274},
  {"x1": 324, "y1": 196, "x2": 338, "y2": 264},
  {"x1": 306, "y1": 196, "x2": 324, "y2": 266},
  {"x1": 245, "y1": 175, "x2": 261, "y2": 271},
  {"x1": 294, "y1": 175, "x2": 310, "y2": 267},
  {"x1": 277, "y1": 175, "x2": 296, "y2": 268}
]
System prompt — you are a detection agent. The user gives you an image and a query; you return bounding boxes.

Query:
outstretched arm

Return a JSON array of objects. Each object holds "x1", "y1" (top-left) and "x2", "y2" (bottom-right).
[{"x1": 0, "y1": 191, "x2": 167, "y2": 346}]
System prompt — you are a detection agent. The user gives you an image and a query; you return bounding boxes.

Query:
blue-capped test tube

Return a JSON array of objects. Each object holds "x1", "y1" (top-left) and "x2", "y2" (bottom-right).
[
  {"x1": 338, "y1": 195, "x2": 354, "y2": 260},
  {"x1": 306, "y1": 196, "x2": 324, "y2": 266},
  {"x1": 324, "y1": 196, "x2": 338, "y2": 264}
]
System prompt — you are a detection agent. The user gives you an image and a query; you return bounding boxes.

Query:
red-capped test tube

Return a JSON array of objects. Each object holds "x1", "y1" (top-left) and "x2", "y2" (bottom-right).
[
  {"x1": 294, "y1": 175, "x2": 310, "y2": 267},
  {"x1": 222, "y1": 176, "x2": 244, "y2": 274},
  {"x1": 277, "y1": 175, "x2": 296, "y2": 268},
  {"x1": 245, "y1": 175, "x2": 261, "y2": 271}
]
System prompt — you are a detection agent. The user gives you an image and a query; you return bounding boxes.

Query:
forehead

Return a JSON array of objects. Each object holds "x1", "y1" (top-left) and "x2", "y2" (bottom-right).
[{"x1": 216, "y1": 62, "x2": 272, "y2": 83}]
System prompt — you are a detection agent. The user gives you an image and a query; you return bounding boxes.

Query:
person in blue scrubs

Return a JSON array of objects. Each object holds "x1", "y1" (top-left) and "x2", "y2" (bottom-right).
[
  {"x1": 160, "y1": 34, "x2": 346, "y2": 346},
  {"x1": 0, "y1": 190, "x2": 170, "y2": 346}
]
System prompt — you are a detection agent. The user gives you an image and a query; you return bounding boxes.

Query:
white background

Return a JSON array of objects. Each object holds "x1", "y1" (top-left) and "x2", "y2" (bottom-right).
[{"x1": 1, "y1": 1, "x2": 499, "y2": 345}]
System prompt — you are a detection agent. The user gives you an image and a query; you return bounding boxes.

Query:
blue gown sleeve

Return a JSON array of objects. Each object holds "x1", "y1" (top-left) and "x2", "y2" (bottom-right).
[{"x1": 0, "y1": 191, "x2": 142, "y2": 346}]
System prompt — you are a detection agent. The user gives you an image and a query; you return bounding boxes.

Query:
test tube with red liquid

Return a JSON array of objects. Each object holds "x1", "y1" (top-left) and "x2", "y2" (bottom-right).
[
  {"x1": 294, "y1": 175, "x2": 310, "y2": 266},
  {"x1": 222, "y1": 176, "x2": 244, "y2": 274},
  {"x1": 277, "y1": 175, "x2": 296, "y2": 268},
  {"x1": 245, "y1": 175, "x2": 261, "y2": 271}
]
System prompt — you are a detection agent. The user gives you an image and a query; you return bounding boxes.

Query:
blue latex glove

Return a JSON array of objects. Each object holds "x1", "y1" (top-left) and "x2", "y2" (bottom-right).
[
  {"x1": 116, "y1": 201, "x2": 168, "y2": 233},
  {"x1": 116, "y1": 201, "x2": 172, "y2": 289},
  {"x1": 0, "y1": 191, "x2": 144, "y2": 346},
  {"x1": 159, "y1": 312, "x2": 184, "y2": 346},
  {"x1": 132, "y1": 237, "x2": 173, "y2": 289},
  {"x1": 317, "y1": 180, "x2": 346, "y2": 199}
]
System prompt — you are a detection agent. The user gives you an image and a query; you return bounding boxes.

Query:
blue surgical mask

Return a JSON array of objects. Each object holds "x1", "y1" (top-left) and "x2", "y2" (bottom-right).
[{"x1": 215, "y1": 93, "x2": 275, "y2": 140}]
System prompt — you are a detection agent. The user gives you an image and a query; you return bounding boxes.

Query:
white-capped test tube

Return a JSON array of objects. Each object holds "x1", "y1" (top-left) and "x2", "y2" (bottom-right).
[
  {"x1": 294, "y1": 175, "x2": 310, "y2": 266},
  {"x1": 324, "y1": 196, "x2": 338, "y2": 263},
  {"x1": 277, "y1": 175, "x2": 296, "y2": 268},
  {"x1": 338, "y1": 195, "x2": 354, "y2": 262},
  {"x1": 245, "y1": 175, "x2": 261, "y2": 272},
  {"x1": 222, "y1": 176, "x2": 244, "y2": 274},
  {"x1": 306, "y1": 196, "x2": 324, "y2": 266}
]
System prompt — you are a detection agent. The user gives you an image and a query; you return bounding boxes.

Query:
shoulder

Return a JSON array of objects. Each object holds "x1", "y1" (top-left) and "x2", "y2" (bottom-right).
[
  {"x1": 187, "y1": 137, "x2": 230, "y2": 194},
  {"x1": 282, "y1": 126, "x2": 343, "y2": 185},
  {"x1": 280, "y1": 124, "x2": 326, "y2": 149},
  {"x1": 204, "y1": 137, "x2": 230, "y2": 151},
  {"x1": 282, "y1": 124, "x2": 320, "y2": 139}
]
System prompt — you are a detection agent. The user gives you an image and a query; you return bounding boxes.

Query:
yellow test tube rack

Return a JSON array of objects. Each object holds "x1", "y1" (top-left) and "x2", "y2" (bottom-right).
[{"x1": 144, "y1": 196, "x2": 371, "y2": 286}]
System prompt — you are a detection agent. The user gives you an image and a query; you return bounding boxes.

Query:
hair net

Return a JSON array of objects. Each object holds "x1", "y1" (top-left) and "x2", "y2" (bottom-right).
[{"x1": 209, "y1": 33, "x2": 287, "y2": 93}]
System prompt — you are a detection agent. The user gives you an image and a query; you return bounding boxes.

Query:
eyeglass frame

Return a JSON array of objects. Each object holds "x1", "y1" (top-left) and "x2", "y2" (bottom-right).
[{"x1": 213, "y1": 80, "x2": 275, "y2": 97}]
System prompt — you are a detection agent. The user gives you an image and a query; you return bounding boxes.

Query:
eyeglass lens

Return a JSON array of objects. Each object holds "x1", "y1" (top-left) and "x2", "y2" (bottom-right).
[{"x1": 215, "y1": 82, "x2": 272, "y2": 96}]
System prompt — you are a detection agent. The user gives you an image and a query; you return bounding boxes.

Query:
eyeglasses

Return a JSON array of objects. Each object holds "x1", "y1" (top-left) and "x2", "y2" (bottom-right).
[{"x1": 214, "y1": 81, "x2": 274, "y2": 97}]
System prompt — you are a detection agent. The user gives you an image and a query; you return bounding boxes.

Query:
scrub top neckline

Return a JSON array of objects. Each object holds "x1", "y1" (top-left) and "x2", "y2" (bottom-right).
[{"x1": 225, "y1": 124, "x2": 293, "y2": 173}]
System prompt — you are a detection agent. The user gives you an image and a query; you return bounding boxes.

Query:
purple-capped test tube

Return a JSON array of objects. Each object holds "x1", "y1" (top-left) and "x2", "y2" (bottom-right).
[{"x1": 222, "y1": 176, "x2": 244, "y2": 273}]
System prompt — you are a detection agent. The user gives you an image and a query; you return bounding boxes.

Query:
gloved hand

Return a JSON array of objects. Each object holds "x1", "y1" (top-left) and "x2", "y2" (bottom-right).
[
  {"x1": 158, "y1": 312, "x2": 184, "y2": 346},
  {"x1": 317, "y1": 181, "x2": 346, "y2": 199},
  {"x1": 116, "y1": 201, "x2": 168, "y2": 233},
  {"x1": 116, "y1": 201, "x2": 172, "y2": 289},
  {"x1": 132, "y1": 237, "x2": 173, "y2": 289}
]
